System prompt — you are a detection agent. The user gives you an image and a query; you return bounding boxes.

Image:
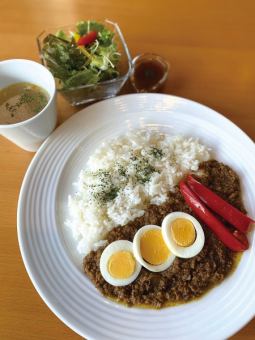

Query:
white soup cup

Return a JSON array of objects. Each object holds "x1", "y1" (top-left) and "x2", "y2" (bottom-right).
[{"x1": 0, "y1": 59, "x2": 57, "y2": 151}]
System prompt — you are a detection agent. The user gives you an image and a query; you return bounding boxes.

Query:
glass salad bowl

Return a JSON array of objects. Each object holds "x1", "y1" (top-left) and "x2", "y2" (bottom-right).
[{"x1": 37, "y1": 20, "x2": 132, "y2": 106}]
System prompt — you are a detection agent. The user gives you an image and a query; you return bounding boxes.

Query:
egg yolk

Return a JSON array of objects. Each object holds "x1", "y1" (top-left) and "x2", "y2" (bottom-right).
[
  {"x1": 140, "y1": 229, "x2": 170, "y2": 265},
  {"x1": 108, "y1": 251, "x2": 136, "y2": 279},
  {"x1": 170, "y1": 218, "x2": 196, "y2": 247}
]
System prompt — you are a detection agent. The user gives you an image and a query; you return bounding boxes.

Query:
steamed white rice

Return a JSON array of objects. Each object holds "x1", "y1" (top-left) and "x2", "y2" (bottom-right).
[{"x1": 67, "y1": 129, "x2": 210, "y2": 255}]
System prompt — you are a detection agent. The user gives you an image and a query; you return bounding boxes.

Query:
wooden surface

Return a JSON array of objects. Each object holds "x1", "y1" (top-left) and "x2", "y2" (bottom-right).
[{"x1": 0, "y1": 0, "x2": 255, "y2": 339}]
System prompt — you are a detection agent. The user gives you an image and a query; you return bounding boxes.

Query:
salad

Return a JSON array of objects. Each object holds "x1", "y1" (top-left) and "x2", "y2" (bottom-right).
[{"x1": 41, "y1": 21, "x2": 121, "y2": 89}]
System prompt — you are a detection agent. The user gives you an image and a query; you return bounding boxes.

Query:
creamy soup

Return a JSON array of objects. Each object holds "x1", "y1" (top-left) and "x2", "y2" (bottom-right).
[{"x1": 0, "y1": 82, "x2": 49, "y2": 124}]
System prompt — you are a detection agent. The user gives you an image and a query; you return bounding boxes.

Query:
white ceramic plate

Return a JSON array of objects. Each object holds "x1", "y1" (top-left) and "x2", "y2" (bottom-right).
[{"x1": 18, "y1": 94, "x2": 255, "y2": 340}]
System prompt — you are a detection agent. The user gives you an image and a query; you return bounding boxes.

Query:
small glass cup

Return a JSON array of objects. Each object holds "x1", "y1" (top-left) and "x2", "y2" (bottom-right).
[
  {"x1": 37, "y1": 20, "x2": 132, "y2": 106},
  {"x1": 130, "y1": 53, "x2": 169, "y2": 93}
]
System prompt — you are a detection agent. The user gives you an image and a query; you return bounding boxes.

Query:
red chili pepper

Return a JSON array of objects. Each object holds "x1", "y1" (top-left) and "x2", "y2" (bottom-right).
[
  {"x1": 179, "y1": 181, "x2": 249, "y2": 251},
  {"x1": 233, "y1": 230, "x2": 249, "y2": 249},
  {"x1": 77, "y1": 31, "x2": 97, "y2": 46},
  {"x1": 186, "y1": 175, "x2": 254, "y2": 233}
]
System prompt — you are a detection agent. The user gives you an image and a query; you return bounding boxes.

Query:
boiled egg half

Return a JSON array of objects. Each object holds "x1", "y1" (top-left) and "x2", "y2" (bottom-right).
[
  {"x1": 133, "y1": 225, "x2": 175, "y2": 272},
  {"x1": 162, "y1": 212, "x2": 205, "y2": 258},
  {"x1": 100, "y1": 240, "x2": 142, "y2": 286}
]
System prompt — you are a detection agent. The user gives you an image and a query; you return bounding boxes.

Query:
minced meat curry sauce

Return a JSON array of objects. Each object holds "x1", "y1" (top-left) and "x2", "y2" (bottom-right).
[{"x1": 83, "y1": 160, "x2": 243, "y2": 308}]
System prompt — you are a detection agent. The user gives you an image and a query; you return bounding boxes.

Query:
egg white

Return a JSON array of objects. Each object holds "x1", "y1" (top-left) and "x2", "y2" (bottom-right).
[
  {"x1": 133, "y1": 225, "x2": 175, "y2": 272},
  {"x1": 162, "y1": 212, "x2": 205, "y2": 258},
  {"x1": 100, "y1": 240, "x2": 142, "y2": 286}
]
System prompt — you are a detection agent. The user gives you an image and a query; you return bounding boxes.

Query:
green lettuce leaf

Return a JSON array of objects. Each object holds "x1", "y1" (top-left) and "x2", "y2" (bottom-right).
[
  {"x1": 41, "y1": 21, "x2": 121, "y2": 89},
  {"x1": 63, "y1": 69, "x2": 99, "y2": 88}
]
